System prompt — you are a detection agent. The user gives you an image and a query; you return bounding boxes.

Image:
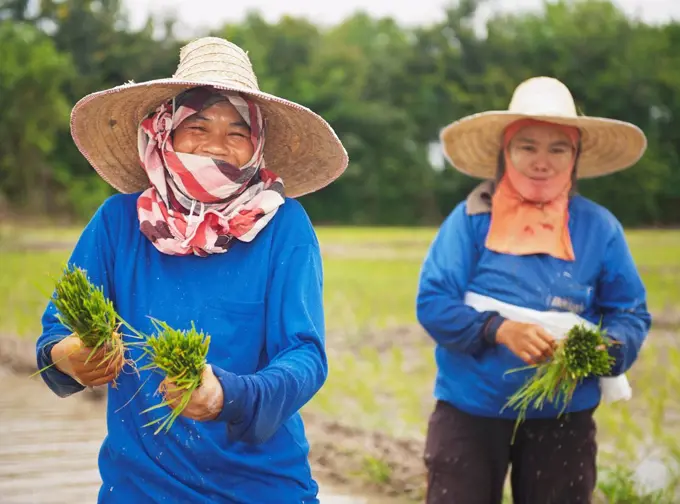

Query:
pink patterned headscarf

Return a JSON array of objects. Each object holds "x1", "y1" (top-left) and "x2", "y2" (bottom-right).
[{"x1": 136, "y1": 86, "x2": 285, "y2": 257}]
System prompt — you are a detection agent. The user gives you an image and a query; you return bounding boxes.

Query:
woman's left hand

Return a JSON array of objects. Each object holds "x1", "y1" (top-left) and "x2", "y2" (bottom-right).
[{"x1": 162, "y1": 364, "x2": 224, "y2": 422}]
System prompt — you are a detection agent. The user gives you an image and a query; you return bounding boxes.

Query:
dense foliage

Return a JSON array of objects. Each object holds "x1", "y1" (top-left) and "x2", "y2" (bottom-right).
[{"x1": 1, "y1": 0, "x2": 678, "y2": 226}]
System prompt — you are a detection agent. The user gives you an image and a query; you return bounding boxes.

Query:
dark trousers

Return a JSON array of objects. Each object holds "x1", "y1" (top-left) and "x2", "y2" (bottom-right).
[{"x1": 424, "y1": 400, "x2": 597, "y2": 504}]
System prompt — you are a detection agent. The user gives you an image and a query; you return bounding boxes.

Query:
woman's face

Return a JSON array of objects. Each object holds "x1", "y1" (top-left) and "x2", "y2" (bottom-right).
[
  {"x1": 173, "y1": 101, "x2": 254, "y2": 168},
  {"x1": 506, "y1": 124, "x2": 576, "y2": 201}
]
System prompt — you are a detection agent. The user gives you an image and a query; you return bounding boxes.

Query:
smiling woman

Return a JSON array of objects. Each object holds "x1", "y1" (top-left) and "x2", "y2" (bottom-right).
[
  {"x1": 133, "y1": 85, "x2": 284, "y2": 255},
  {"x1": 503, "y1": 120, "x2": 578, "y2": 198},
  {"x1": 417, "y1": 76, "x2": 651, "y2": 504},
  {"x1": 487, "y1": 118, "x2": 581, "y2": 262},
  {"x1": 172, "y1": 92, "x2": 255, "y2": 166},
  {"x1": 34, "y1": 36, "x2": 348, "y2": 504}
]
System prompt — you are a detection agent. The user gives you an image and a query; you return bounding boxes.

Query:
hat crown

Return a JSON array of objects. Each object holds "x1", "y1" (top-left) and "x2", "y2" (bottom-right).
[
  {"x1": 173, "y1": 37, "x2": 260, "y2": 91},
  {"x1": 508, "y1": 77, "x2": 577, "y2": 118}
]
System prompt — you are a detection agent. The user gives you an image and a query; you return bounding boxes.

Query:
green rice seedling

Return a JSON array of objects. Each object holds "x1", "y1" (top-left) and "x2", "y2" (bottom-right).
[
  {"x1": 139, "y1": 320, "x2": 211, "y2": 434},
  {"x1": 503, "y1": 323, "x2": 616, "y2": 440},
  {"x1": 32, "y1": 264, "x2": 130, "y2": 385}
]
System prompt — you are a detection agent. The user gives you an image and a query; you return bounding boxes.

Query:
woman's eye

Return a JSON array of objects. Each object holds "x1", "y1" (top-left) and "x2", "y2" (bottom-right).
[
  {"x1": 189, "y1": 126, "x2": 206, "y2": 132},
  {"x1": 230, "y1": 132, "x2": 248, "y2": 138}
]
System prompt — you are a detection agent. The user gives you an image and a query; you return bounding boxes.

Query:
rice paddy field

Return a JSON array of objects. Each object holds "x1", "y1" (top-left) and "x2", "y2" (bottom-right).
[{"x1": 2, "y1": 222, "x2": 680, "y2": 501}]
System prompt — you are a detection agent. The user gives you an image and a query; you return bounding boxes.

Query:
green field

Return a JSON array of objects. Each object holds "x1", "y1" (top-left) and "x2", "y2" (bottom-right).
[
  {"x1": 3, "y1": 224, "x2": 680, "y2": 500},
  {"x1": 7, "y1": 226, "x2": 677, "y2": 338}
]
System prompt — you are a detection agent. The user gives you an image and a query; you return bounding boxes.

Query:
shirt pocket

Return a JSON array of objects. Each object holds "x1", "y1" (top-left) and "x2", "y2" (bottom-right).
[
  {"x1": 547, "y1": 273, "x2": 595, "y2": 315},
  {"x1": 199, "y1": 298, "x2": 266, "y2": 375}
]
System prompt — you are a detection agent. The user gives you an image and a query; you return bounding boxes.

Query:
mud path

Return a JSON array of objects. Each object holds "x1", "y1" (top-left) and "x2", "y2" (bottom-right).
[{"x1": 0, "y1": 338, "x2": 409, "y2": 503}]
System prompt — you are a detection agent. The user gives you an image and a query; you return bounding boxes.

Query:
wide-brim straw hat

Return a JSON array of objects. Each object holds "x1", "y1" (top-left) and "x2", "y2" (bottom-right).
[
  {"x1": 440, "y1": 76, "x2": 647, "y2": 179},
  {"x1": 70, "y1": 37, "x2": 348, "y2": 198}
]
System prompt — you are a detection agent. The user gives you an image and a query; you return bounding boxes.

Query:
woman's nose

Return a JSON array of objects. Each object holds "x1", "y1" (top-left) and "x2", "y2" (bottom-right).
[
  {"x1": 202, "y1": 132, "x2": 231, "y2": 156},
  {"x1": 532, "y1": 155, "x2": 550, "y2": 171}
]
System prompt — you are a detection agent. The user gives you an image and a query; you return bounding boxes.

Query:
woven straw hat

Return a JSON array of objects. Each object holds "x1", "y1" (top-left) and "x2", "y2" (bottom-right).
[
  {"x1": 440, "y1": 76, "x2": 647, "y2": 179},
  {"x1": 70, "y1": 37, "x2": 348, "y2": 198}
]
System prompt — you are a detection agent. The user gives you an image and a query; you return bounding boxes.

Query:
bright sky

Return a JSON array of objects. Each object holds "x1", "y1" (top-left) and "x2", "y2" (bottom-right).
[{"x1": 123, "y1": 0, "x2": 680, "y2": 35}]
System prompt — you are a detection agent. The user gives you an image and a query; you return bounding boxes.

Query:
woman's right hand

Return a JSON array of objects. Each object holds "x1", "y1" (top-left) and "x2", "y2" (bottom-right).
[
  {"x1": 496, "y1": 321, "x2": 556, "y2": 365},
  {"x1": 50, "y1": 335, "x2": 123, "y2": 386}
]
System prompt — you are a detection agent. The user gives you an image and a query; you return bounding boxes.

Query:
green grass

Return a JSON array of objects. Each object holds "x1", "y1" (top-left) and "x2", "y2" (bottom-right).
[
  {"x1": 360, "y1": 455, "x2": 393, "y2": 485},
  {"x1": 0, "y1": 222, "x2": 82, "y2": 245},
  {"x1": 1, "y1": 250, "x2": 68, "y2": 337},
  {"x1": 315, "y1": 226, "x2": 437, "y2": 245},
  {"x1": 323, "y1": 258, "x2": 421, "y2": 331},
  {"x1": 2, "y1": 226, "x2": 679, "y2": 337}
]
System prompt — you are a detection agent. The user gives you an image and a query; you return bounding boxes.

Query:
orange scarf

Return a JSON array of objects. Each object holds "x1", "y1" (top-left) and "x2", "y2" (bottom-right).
[{"x1": 485, "y1": 119, "x2": 579, "y2": 261}]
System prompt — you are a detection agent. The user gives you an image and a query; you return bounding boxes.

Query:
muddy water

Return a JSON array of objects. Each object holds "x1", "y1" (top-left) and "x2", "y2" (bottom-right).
[{"x1": 0, "y1": 371, "x2": 367, "y2": 504}]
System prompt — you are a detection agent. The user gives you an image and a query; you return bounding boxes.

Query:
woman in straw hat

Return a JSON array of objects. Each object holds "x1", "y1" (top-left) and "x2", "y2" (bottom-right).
[
  {"x1": 35, "y1": 37, "x2": 347, "y2": 503},
  {"x1": 417, "y1": 76, "x2": 650, "y2": 503}
]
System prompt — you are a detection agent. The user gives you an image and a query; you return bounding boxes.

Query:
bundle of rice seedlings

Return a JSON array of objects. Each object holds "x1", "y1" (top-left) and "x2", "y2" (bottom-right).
[
  {"x1": 140, "y1": 320, "x2": 211, "y2": 434},
  {"x1": 34, "y1": 264, "x2": 128, "y2": 384},
  {"x1": 502, "y1": 323, "x2": 616, "y2": 439}
]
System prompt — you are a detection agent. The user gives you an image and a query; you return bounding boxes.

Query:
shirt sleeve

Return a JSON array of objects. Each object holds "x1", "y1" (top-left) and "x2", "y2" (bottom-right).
[
  {"x1": 35, "y1": 198, "x2": 118, "y2": 397},
  {"x1": 596, "y1": 221, "x2": 652, "y2": 376},
  {"x1": 416, "y1": 203, "x2": 504, "y2": 355},
  {"x1": 213, "y1": 208, "x2": 326, "y2": 444}
]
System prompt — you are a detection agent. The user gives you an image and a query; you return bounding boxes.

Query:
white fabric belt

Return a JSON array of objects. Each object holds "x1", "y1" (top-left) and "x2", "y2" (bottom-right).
[{"x1": 464, "y1": 291, "x2": 632, "y2": 403}]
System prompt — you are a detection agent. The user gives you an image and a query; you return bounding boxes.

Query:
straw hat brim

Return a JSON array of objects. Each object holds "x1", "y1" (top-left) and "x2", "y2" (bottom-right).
[
  {"x1": 440, "y1": 111, "x2": 647, "y2": 179},
  {"x1": 70, "y1": 78, "x2": 349, "y2": 198}
]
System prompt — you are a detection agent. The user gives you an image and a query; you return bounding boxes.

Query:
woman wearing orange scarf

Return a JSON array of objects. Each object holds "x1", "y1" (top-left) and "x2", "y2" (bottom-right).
[{"x1": 417, "y1": 77, "x2": 650, "y2": 503}]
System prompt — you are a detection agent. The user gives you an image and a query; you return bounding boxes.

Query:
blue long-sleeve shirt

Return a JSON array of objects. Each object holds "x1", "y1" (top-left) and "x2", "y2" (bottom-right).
[
  {"x1": 417, "y1": 191, "x2": 651, "y2": 419},
  {"x1": 36, "y1": 192, "x2": 327, "y2": 504}
]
